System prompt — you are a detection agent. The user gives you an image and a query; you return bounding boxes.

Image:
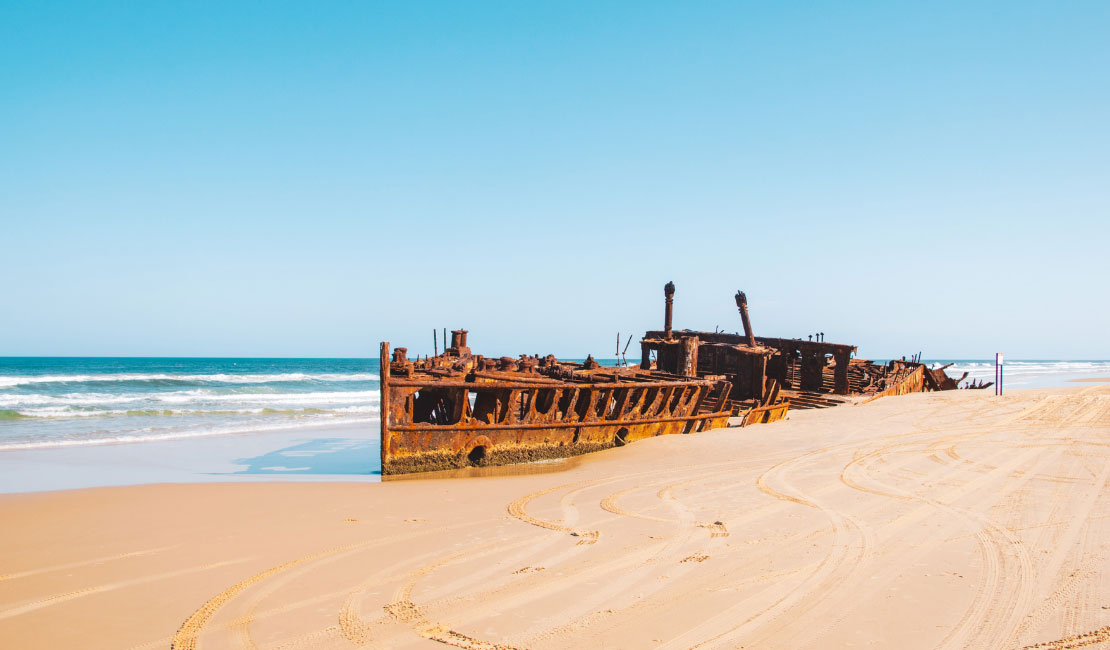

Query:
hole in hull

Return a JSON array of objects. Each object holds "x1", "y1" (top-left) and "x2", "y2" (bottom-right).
[
  {"x1": 613, "y1": 427, "x2": 630, "y2": 447},
  {"x1": 467, "y1": 446, "x2": 487, "y2": 466}
]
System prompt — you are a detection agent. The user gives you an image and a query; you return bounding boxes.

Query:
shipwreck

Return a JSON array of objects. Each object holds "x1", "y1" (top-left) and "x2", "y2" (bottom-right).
[
  {"x1": 378, "y1": 282, "x2": 972, "y2": 475},
  {"x1": 378, "y1": 329, "x2": 733, "y2": 475}
]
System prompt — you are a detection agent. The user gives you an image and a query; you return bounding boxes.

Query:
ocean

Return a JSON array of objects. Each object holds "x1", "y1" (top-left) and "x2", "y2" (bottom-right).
[
  {"x1": 0, "y1": 357, "x2": 1107, "y2": 493},
  {"x1": 0, "y1": 357, "x2": 380, "y2": 451},
  {"x1": 1, "y1": 357, "x2": 1107, "y2": 453},
  {"x1": 930, "y1": 359, "x2": 1110, "y2": 389}
]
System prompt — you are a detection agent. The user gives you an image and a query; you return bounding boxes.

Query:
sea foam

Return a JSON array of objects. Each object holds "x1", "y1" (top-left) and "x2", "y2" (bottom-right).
[{"x1": 0, "y1": 372, "x2": 379, "y2": 389}]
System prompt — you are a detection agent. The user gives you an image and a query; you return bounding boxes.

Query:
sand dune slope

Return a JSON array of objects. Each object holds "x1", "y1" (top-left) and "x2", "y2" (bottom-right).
[{"x1": 1, "y1": 385, "x2": 1108, "y2": 650}]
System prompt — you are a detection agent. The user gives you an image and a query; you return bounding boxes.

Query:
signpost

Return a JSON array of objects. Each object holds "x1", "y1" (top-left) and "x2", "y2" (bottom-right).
[{"x1": 995, "y1": 353, "x2": 1004, "y2": 396}]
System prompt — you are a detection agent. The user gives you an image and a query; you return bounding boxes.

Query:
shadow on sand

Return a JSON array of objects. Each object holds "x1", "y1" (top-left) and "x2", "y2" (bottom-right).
[{"x1": 229, "y1": 437, "x2": 381, "y2": 476}]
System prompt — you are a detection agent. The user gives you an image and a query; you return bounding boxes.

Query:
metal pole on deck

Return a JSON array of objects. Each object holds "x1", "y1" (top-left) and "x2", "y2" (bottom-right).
[
  {"x1": 664, "y1": 282, "x2": 675, "y2": 339},
  {"x1": 734, "y1": 291, "x2": 756, "y2": 347}
]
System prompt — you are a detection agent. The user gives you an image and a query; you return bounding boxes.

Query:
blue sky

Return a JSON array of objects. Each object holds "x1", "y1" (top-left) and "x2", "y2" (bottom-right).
[{"x1": 1, "y1": 2, "x2": 1107, "y2": 359}]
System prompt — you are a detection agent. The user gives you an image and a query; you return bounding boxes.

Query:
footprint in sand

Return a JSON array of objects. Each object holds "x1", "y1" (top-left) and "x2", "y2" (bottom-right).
[
  {"x1": 512, "y1": 566, "x2": 546, "y2": 574},
  {"x1": 698, "y1": 521, "x2": 729, "y2": 538}
]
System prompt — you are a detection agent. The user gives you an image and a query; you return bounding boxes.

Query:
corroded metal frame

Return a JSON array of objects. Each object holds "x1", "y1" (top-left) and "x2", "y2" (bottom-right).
[{"x1": 379, "y1": 341, "x2": 731, "y2": 475}]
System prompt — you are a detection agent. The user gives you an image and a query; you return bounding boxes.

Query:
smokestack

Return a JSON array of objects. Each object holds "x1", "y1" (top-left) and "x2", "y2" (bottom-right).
[
  {"x1": 735, "y1": 291, "x2": 756, "y2": 347},
  {"x1": 449, "y1": 329, "x2": 470, "y2": 357},
  {"x1": 664, "y1": 281, "x2": 675, "y2": 339}
]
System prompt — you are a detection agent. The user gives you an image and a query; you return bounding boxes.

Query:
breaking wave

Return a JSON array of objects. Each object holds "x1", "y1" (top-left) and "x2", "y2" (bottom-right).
[
  {"x1": 0, "y1": 390, "x2": 380, "y2": 409},
  {"x1": 0, "y1": 359, "x2": 382, "y2": 450},
  {"x1": 6, "y1": 405, "x2": 380, "y2": 419},
  {"x1": 0, "y1": 372, "x2": 379, "y2": 389},
  {"x1": 928, "y1": 360, "x2": 1110, "y2": 387}
]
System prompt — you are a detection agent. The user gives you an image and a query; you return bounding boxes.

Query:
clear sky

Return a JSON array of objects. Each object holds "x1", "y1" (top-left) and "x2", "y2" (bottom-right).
[{"x1": 1, "y1": 2, "x2": 1107, "y2": 359}]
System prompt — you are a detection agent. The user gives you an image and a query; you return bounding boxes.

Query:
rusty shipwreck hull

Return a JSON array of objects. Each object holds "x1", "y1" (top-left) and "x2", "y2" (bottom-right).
[
  {"x1": 379, "y1": 335, "x2": 731, "y2": 475},
  {"x1": 639, "y1": 282, "x2": 972, "y2": 415},
  {"x1": 740, "y1": 396, "x2": 791, "y2": 426},
  {"x1": 862, "y1": 362, "x2": 926, "y2": 402},
  {"x1": 379, "y1": 283, "x2": 971, "y2": 475}
]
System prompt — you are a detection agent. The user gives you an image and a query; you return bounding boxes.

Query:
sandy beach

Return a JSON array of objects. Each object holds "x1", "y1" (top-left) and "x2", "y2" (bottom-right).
[{"x1": 1, "y1": 385, "x2": 1107, "y2": 650}]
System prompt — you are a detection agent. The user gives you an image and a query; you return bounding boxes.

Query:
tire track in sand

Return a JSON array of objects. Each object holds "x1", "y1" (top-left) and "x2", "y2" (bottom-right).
[
  {"x1": 395, "y1": 490, "x2": 703, "y2": 647},
  {"x1": 170, "y1": 545, "x2": 367, "y2": 650},
  {"x1": 506, "y1": 459, "x2": 755, "y2": 546},
  {"x1": 362, "y1": 462, "x2": 749, "y2": 648},
  {"x1": 383, "y1": 549, "x2": 524, "y2": 650},
  {"x1": 0, "y1": 544, "x2": 179, "y2": 582},
  {"x1": 651, "y1": 443, "x2": 873, "y2": 650},
  {"x1": 0, "y1": 559, "x2": 246, "y2": 622},
  {"x1": 215, "y1": 520, "x2": 481, "y2": 650},
  {"x1": 662, "y1": 405, "x2": 1041, "y2": 650},
  {"x1": 341, "y1": 531, "x2": 561, "y2": 648},
  {"x1": 504, "y1": 458, "x2": 754, "y2": 544},
  {"x1": 521, "y1": 469, "x2": 715, "y2": 645},
  {"x1": 396, "y1": 462, "x2": 765, "y2": 648},
  {"x1": 508, "y1": 479, "x2": 619, "y2": 544},
  {"x1": 1017, "y1": 625, "x2": 1110, "y2": 650},
  {"x1": 1026, "y1": 445, "x2": 1110, "y2": 643},
  {"x1": 924, "y1": 438, "x2": 1058, "y2": 649},
  {"x1": 835, "y1": 426, "x2": 1043, "y2": 650},
  {"x1": 228, "y1": 544, "x2": 376, "y2": 650}
]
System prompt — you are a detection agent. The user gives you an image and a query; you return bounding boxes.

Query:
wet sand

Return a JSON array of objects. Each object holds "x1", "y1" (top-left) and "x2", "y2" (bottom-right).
[
  {"x1": 1069, "y1": 377, "x2": 1110, "y2": 383},
  {"x1": 1, "y1": 385, "x2": 1108, "y2": 649},
  {"x1": 0, "y1": 421, "x2": 379, "y2": 494}
]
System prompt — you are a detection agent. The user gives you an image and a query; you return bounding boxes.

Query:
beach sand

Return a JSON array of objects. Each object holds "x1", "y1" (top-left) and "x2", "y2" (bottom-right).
[{"x1": 1, "y1": 385, "x2": 1108, "y2": 650}]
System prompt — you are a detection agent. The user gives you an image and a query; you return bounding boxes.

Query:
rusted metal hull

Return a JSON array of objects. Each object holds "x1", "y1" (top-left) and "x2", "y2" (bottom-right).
[
  {"x1": 382, "y1": 415, "x2": 730, "y2": 475},
  {"x1": 379, "y1": 282, "x2": 969, "y2": 476},
  {"x1": 379, "y1": 340, "x2": 731, "y2": 475},
  {"x1": 639, "y1": 282, "x2": 969, "y2": 412},
  {"x1": 863, "y1": 364, "x2": 926, "y2": 403},
  {"x1": 739, "y1": 398, "x2": 790, "y2": 426}
]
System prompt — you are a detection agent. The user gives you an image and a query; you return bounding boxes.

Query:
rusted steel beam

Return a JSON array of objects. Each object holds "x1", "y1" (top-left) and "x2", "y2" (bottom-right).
[
  {"x1": 922, "y1": 364, "x2": 961, "y2": 391},
  {"x1": 664, "y1": 281, "x2": 675, "y2": 339},
  {"x1": 381, "y1": 410, "x2": 732, "y2": 475},
  {"x1": 832, "y1": 349, "x2": 851, "y2": 395},
  {"x1": 710, "y1": 382, "x2": 733, "y2": 412},
  {"x1": 387, "y1": 379, "x2": 718, "y2": 389},
  {"x1": 380, "y1": 341, "x2": 392, "y2": 467},
  {"x1": 765, "y1": 378, "x2": 781, "y2": 405},
  {"x1": 750, "y1": 335, "x2": 857, "y2": 356},
  {"x1": 468, "y1": 372, "x2": 568, "y2": 385},
  {"x1": 734, "y1": 291, "x2": 756, "y2": 347},
  {"x1": 863, "y1": 364, "x2": 926, "y2": 403},
  {"x1": 800, "y1": 347, "x2": 824, "y2": 392},
  {"x1": 678, "y1": 336, "x2": 698, "y2": 377},
  {"x1": 391, "y1": 411, "x2": 728, "y2": 432},
  {"x1": 740, "y1": 399, "x2": 790, "y2": 426}
]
